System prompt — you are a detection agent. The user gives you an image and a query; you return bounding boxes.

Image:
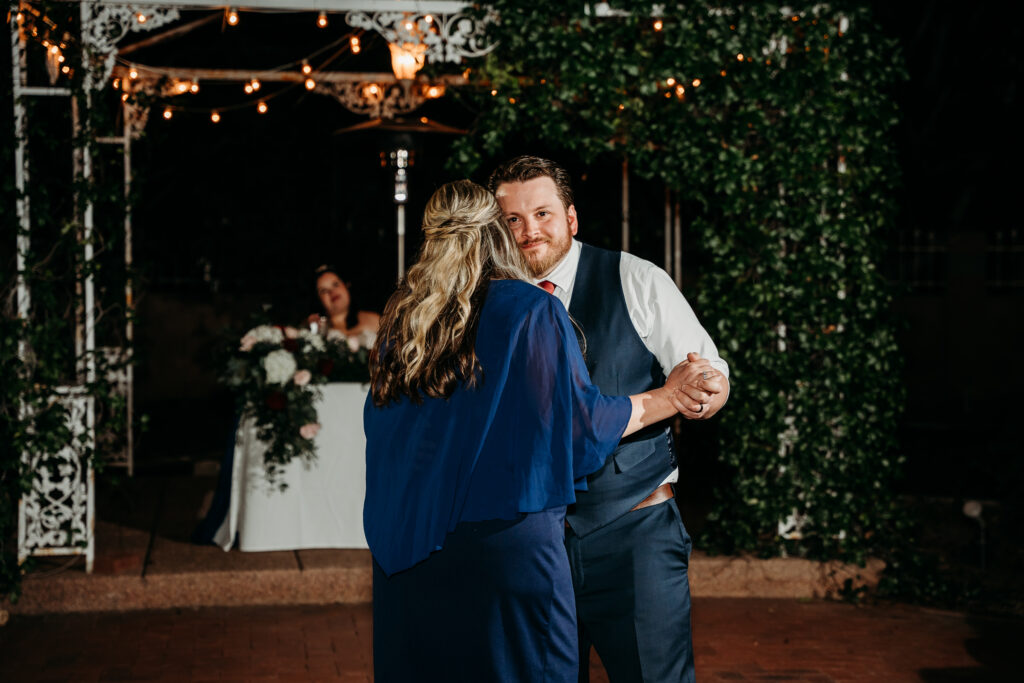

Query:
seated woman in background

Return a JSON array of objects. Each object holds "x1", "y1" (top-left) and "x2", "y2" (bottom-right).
[{"x1": 308, "y1": 264, "x2": 380, "y2": 345}]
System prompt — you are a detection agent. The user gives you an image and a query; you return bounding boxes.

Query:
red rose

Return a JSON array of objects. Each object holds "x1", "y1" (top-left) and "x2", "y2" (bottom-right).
[
  {"x1": 265, "y1": 391, "x2": 286, "y2": 411},
  {"x1": 283, "y1": 338, "x2": 299, "y2": 352},
  {"x1": 318, "y1": 358, "x2": 335, "y2": 376}
]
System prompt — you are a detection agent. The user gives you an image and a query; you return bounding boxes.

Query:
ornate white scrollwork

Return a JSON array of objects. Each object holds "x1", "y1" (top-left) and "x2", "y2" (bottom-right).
[
  {"x1": 318, "y1": 80, "x2": 426, "y2": 120},
  {"x1": 18, "y1": 389, "x2": 95, "y2": 568},
  {"x1": 81, "y1": 3, "x2": 180, "y2": 88},
  {"x1": 346, "y1": 10, "x2": 495, "y2": 64}
]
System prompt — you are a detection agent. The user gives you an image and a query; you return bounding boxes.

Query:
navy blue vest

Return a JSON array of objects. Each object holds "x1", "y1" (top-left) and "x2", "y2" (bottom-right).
[{"x1": 566, "y1": 244, "x2": 676, "y2": 537}]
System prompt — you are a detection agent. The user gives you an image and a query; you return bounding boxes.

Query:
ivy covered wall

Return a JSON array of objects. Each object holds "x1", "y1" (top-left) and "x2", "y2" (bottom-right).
[{"x1": 450, "y1": 1, "x2": 907, "y2": 562}]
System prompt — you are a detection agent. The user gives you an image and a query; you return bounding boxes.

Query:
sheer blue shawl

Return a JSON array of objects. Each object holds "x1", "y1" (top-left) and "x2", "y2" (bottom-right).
[{"x1": 363, "y1": 279, "x2": 631, "y2": 576}]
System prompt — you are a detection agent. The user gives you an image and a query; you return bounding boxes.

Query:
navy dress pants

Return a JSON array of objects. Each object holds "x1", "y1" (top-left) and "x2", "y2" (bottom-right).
[
  {"x1": 566, "y1": 500, "x2": 695, "y2": 683},
  {"x1": 373, "y1": 507, "x2": 577, "y2": 682}
]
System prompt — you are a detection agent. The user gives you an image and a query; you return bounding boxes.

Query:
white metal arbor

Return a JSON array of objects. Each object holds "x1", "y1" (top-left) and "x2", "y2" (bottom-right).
[{"x1": 11, "y1": 0, "x2": 488, "y2": 572}]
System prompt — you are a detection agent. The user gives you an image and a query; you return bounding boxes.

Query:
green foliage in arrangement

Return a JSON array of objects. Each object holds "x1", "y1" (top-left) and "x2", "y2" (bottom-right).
[{"x1": 450, "y1": 1, "x2": 907, "y2": 564}]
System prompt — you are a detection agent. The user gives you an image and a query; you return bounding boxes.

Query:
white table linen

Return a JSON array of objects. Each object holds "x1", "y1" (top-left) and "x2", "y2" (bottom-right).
[{"x1": 213, "y1": 382, "x2": 369, "y2": 551}]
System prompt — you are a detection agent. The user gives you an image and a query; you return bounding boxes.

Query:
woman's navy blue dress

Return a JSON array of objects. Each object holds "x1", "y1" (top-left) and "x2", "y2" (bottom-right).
[{"x1": 364, "y1": 279, "x2": 632, "y2": 682}]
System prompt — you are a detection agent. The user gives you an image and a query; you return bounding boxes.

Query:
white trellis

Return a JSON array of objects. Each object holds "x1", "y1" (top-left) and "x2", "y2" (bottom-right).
[{"x1": 11, "y1": 0, "x2": 491, "y2": 571}]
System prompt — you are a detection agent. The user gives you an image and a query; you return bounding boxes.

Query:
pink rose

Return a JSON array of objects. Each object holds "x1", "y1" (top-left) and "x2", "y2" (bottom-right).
[
  {"x1": 284, "y1": 326, "x2": 300, "y2": 339},
  {"x1": 299, "y1": 423, "x2": 321, "y2": 440},
  {"x1": 239, "y1": 334, "x2": 257, "y2": 352},
  {"x1": 293, "y1": 369, "x2": 312, "y2": 386}
]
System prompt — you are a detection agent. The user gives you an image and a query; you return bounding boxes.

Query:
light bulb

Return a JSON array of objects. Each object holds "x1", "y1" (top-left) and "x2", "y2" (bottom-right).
[
  {"x1": 190, "y1": 82, "x2": 199, "y2": 94},
  {"x1": 692, "y1": 78, "x2": 701, "y2": 87},
  {"x1": 175, "y1": 81, "x2": 189, "y2": 94},
  {"x1": 244, "y1": 83, "x2": 253, "y2": 94},
  {"x1": 136, "y1": 13, "x2": 147, "y2": 24},
  {"x1": 250, "y1": 79, "x2": 260, "y2": 91},
  {"x1": 129, "y1": 69, "x2": 138, "y2": 80},
  {"x1": 227, "y1": 9, "x2": 239, "y2": 26},
  {"x1": 211, "y1": 111, "x2": 221, "y2": 123},
  {"x1": 317, "y1": 11, "x2": 327, "y2": 28},
  {"x1": 163, "y1": 108, "x2": 173, "y2": 120},
  {"x1": 351, "y1": 37, "x2": 360, "y2": 54},
  {"x1": 737, "y1": 53, "x2": 744, "y2": 61},
  {"x1": 305, "y1": 78, "x2": 316, "y2": 90},
  {"x1": 302, "y1": 62, "x2": 312, "y2": 75},
  {"x1": 654, "y1": 19, "x2": 663, "y2": 31},
  {"x1": 666, "y1": 77, "x2": 676, "y2": 86},
  {"x1": 257, "y1": 101, "x2": 268, "y2": 114}
]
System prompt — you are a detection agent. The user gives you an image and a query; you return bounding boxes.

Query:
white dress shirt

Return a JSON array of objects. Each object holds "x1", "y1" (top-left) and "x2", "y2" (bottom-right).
[{"x1": 537, "y1": 239, "x2": 730, "y2": 485}]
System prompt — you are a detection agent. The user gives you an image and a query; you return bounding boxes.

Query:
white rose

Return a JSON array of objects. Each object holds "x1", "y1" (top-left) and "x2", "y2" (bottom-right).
[
  {"x1": 359, "y1": 329, "x2": 377, "y2": 349},
  {"x1": 326, "y1": 328, "x2": 345, "y2": 342},
  {"x1": 263, "y1": 349, "x2": 297, "y2": 385},
  {"x1": 347, "y1": 336, "x2": 361, "y2": 352},
  {"x1": 245, "y1": 325, "x2": 284, "y2": 345},
  {"x1": 299, "y1": 330, "x2": 326, "y2": 351}
]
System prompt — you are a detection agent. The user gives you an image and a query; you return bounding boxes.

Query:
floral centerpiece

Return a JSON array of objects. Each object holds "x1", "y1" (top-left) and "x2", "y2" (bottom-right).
[{"x1": 221, "y1": 323, "x2": 372, "y2": 488}]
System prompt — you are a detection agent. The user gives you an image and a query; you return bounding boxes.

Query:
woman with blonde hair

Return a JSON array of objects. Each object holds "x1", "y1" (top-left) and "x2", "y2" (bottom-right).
[{"x1": 364, "y1": 180, "x2": 694, "y2": 682}]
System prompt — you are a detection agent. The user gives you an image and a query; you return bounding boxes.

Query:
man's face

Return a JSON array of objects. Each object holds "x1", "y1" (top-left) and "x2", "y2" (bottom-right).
[{"x1": 494, "y1": 176, "x2": 578, "y2": 278}]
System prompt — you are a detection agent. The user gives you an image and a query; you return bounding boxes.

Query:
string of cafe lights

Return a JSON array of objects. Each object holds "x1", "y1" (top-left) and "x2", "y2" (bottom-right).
[
  {"x1": 113, "y1": 25, "x2": 371, "y2": 123},
  {"x1": 485, "y1": 14, "x2": 848, "y2": 108},
  {"x1": 11, "y1": 7, "x2": 848, "y2": 126}
]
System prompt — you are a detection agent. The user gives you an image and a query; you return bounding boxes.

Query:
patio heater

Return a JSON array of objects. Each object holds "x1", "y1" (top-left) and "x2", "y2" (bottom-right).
[
  {"x1": 334, "y1": 116, "x2": 466, "y2": 282},
  {"x1": 388, "y1": 145, "x2": 412, "y2": 280}
]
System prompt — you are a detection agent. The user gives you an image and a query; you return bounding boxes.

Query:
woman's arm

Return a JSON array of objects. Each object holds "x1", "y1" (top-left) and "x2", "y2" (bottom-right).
[{"x1": 623, "y1": 359, "x2": 726, "y2": 436}]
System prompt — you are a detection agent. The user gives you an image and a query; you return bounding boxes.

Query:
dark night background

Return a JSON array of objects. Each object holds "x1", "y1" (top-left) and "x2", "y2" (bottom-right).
[{"x1": 4, "y1": 4, "x2": 1022, "y2": 508}]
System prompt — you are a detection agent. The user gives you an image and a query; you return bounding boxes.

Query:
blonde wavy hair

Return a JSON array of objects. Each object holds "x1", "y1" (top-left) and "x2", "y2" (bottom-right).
[{"x1": 370, "y1": 180, "x2": 533, "y2": 406}]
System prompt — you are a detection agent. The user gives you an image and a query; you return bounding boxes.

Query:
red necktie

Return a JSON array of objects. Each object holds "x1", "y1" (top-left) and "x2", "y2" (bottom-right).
[{"x1": 539, "y1": 280, "x2": 555, "y2": 295}]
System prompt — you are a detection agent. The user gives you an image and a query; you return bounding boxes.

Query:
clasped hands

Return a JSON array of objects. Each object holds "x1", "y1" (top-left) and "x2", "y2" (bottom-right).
[{"x1": 665, "y1": 352, "x2": 727, "y2": 420}]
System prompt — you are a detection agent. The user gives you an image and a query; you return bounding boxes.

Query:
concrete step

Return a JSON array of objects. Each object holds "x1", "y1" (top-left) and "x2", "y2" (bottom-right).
[{"x1": 8, "y1": 519, "x2": 883, "y2": 615}]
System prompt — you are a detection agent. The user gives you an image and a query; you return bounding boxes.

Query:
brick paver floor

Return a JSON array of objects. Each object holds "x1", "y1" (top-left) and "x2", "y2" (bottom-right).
[{"x1": 1, "y1": 598, "x2": 1018, "y2": 682}]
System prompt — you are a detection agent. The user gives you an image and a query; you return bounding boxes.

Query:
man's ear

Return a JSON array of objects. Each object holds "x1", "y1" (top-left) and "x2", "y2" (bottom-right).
[{"x1": 568, "y1": 205, "x2": 579, "y2": 236}]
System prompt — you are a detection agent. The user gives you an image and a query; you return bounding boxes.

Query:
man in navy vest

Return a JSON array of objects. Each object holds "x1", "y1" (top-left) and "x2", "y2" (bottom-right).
[{"x1": 490, "y1": 156, "x2": 730, "y2": 683}]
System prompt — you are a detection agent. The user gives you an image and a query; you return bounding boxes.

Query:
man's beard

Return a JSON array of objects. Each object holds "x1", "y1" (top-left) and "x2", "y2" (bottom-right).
[{"x1": 522, "y1": 222, "x2": 573, "y2": 277}]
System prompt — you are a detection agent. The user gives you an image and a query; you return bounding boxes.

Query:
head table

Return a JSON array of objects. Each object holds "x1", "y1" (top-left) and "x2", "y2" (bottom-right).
[{"x1": 213, "y1": 382, "x2": 370, "y2": 551}]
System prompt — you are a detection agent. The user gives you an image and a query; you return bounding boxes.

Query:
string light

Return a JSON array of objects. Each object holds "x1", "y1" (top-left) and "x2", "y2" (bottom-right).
[
  {"x1": 405, "y1": 21, "x2": 414, "y2": 31},
  {"x1": 244, "y1": 83, "x2": 254, "y2": 94},
  {"x1": 226, "y1": 8, "x2": 239, "y2": 26},
  {"x1": 653, "y1": 19, "x2": 663, "y2": 31},
  {"x1": 737, "y1": 53, "x2": 744, "y2": 61},
  {"x1": 136, "y1": 13, "x2": 147, "y2": 24},
  {"x1": 15, "y1": 11, "x2": 23, "y2": 22},
  {"x1": 257, "y1": 101, "x2": 268, "y2": 114},
  {"x1": 211, "y1": 111, "x2": 221, "y2": 123},
  {"x1": 304, "y1": 77, "x2": 316, "y2": 90},
  {"x1": 250, "y1": 78, "x2": 261, "y2": 91},
  {"x1": 490, "y1": 89, "x2": 497, "y2": 96},
  {"x1": 692, "y1": 78, "x2": 701, "y2": 87},
  {"x1": 121, "y1": 93, "x2": 129, "y2": 102},
  {"x1": 425, "y1": 85, "x2": 444, "y2": 99},
  {"x1": 190, "y1": 82, "x2": 200, "y2": 94},
  {"x1": 350, "y1": 36, "x2": 361, "y2": 54},
  {"x1": 425, "y1": 15, "x2": 434, "y2": 23},
  {"x1": 666, "y1": 77, "x2": 676, "y2": 86},
  {"x1": 113, "y1": 78, "x2": 121, "y2": 89},
  {"x1": 302, "y1": 61, "x2": 312, "y2": 75},
  {"x1": 317, "y1": 11, "x2": 327, "y2": 28},
  {"x1": 175, "y1": 81, "x2": 189, "y2": 94},
  {"x1": 61, "y1": 65, "x2": 70, "y2": 74},
  {"x1": 162, "y1": 108, "x2": 173, "y2": 120},
  {"x1": 366, "y1": 84, "x2": 380, "y2": 96},
  {"x1": 49, "y1": 45, "x2": 59, "y2": 55},
  {"x1": 128, "y1": 68, "x2": 138, "y2": 80},
  {"x1": 675, "y1": 84, "x2": 685, "y2": 97}
]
